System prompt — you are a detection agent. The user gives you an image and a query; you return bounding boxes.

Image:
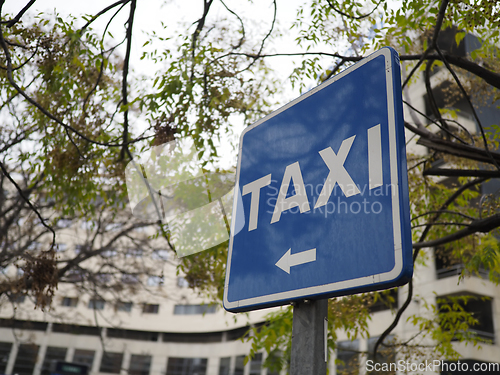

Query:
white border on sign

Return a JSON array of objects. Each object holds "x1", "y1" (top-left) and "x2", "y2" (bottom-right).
[{"x1": 224, "y1": 47, "x2": 403, "y2": 311}]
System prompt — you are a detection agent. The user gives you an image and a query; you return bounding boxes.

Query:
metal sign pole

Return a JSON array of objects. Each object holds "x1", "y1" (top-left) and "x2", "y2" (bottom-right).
[{"x1": 290, "y1": 298, "x2": 328, "y2": 375}]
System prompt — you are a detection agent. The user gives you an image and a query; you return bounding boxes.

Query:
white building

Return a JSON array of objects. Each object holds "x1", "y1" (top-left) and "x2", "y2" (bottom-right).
[{"x1": 1, "y1": 30, "x2": 500, "y2": 375}]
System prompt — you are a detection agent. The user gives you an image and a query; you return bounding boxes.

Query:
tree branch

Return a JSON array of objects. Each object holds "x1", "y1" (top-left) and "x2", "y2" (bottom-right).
[
  {"x1": 430, "y1": 0, "x2": 450, "y2": 48},
  {"x1": 119, "y1": 0, "x2": 136, "y2": 160},
  {"x1": 423, "y1": 168, "x2": 500, "y2": 178},
  {"x1": 373, "y1": 177, "x2": 486, "y2": 357},
  {"x1": 413, "y1": 213, "x2": 500, "y2": 249},
  {"x1": 2, "y1": 0, "x2": 36, "y2": 27},
  {"x1": 417, "y1": 136, "x2": 500, "y2": 166},
  {"x1": 0, "y1": 160, "x2": 55, "y2": 249},
  {"x1": 220, "y1": 0, "x2": 245, "y2": 49},
  {"x1": 434, "y1": 45, "x2": 500, "y2": 170},
  {"x1": 401, "y1": 53, "x2": 500, "y2": 90}
]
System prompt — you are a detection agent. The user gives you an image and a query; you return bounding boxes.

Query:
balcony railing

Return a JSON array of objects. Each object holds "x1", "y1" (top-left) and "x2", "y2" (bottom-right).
[{"x1": 436, "y1": 263, "x2": 489, "y2": 280}]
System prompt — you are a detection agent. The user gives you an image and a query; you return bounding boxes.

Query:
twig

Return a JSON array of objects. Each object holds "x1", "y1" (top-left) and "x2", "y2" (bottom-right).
[
  {"x1": 325, "y1": 0, "x2": 383, "y2": 20},
  {"x1": 2, "y1": 0, "x2": 36, "y2": 27}
]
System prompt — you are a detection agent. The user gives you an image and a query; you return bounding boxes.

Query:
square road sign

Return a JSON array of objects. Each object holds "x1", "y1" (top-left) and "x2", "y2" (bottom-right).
[{"x1": 224, "y1": 47, "x2": 413, "y2": 313}]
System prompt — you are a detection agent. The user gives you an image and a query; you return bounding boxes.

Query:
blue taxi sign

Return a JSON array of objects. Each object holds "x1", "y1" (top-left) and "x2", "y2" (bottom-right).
[{"x1": 224, "y1": 47, "x2": 412, "y2": 313}]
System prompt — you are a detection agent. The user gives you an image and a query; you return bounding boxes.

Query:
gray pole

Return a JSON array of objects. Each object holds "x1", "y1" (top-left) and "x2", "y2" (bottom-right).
[{"x1": 290, "y1": 298, "x2": 328, "y2": 375}]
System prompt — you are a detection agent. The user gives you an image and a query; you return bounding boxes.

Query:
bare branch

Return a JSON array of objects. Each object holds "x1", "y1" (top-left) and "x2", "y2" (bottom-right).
[
  {"x1": 417, "y1": 136, "x2": 500, "y2": 166},
  {"x1": 119, "y1": 0, "x2": 136, "y2": 160},
  {"x1": 403, "y1": 100, "x2": 475, "y2": 144},
  {"x1": 411, "y1": 210, "x2": 476, "y2": 222},
  {"x1": 424, "y1": 60, "x2": 451, "y2": 139},
  {"x1": 220, "y1": 0, "x2": 245, "y2": 49},
  {"x1": 430, "y1": 0, "x2": 450, "y2": 48},
  {"x1": 0, "y1": 160, "x2": 55, "y2": 249},
  {"x1": 79, "y1": 0, "x2": 130, "y2": 34},
  {"x1": 2, "y1": 0, "x2": 37, "y2": 27},
  {"x1": 190, "y1": 0, "x2": 214, "y2": 80}
]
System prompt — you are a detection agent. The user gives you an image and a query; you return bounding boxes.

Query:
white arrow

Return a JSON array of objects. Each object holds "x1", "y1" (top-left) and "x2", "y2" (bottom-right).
[{"x1": 275, "y1": 248, "x2": 316, "y2": 274}]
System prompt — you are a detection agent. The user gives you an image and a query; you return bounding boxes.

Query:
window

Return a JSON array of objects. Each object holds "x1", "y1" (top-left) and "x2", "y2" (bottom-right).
[
  {"x1": 52, "y1": 324, "x2": 100, "y2": 336},
  {"x1": 100, "y1": 352, "x2": 123, "y2": 374},
  {"x1": 27, "y1": 242, "x2": 42, "y2": 251},
  {"x1": 55, "y1": 243, "x2": 68, "y2": 252},
  {"x1": 96, "y1": 273, "x2": 112, "y2": 284},
  {"x1": 107, "y1": 329, "x2": 158, "y2": 341},
  {"x1": 265, "y1": 350, "x2": 282, "y2": 375},
  {"x1": 72, "y1": 349, "x2": 94, "y2": 368},
  {"x1": 101, "y1": 248, "x2": 117, "y2": 258},
  {"x1": 13, "y1": 344, "x2": 39, "y2": 375},
  {"x1": 435, "y1": 246, "x2": 488, "y2": 279},
  {"x1": 234, "y1": 355, "x2": 245, "y2": 375},
  {"x1": 368, "y1": 289, "x2": 398, "y2": 313},
  {"x1": 166, "y1": 357, "x2": 207, "y2": 375},
  {"x1": 105, "y1": 223, "x2": 123, "y2": 231},
  {"x1": 142, "y1": 304, "x2": 159, "y2": 314},
  {"x1": 126, "y1": 248, "x2": 143, "y2": 257},
  {"x1": 218, "y1": 357, "x2": 230, "y2": 375},
  {"x1": 42, "y1": 347, "x2": 67, "y2": 372},
  {"x1": 11, "y1": 293, "x2": 26, "y2": 303},
  {"x1": 249, "y1": 353, "x2": 262, "y2": 375},
  {"x1": 0, "y1": 319, "x2": 47, "y2": 331},
  {"x1": 116, "y1": 301, "x2": 133, "y2": 312},
  {"x1": 152, "y1": 249, "x2": 169, "y2": 261},
  {"x1": 129, "y1": 355, "x2": 152, "y2": 375},
  {"x1": 226, "y1": 326, "x2": 250, "y2": 341},
  {"x1": 80, "y1": 221, "x2": 96, "y2": 230},
  {"x1": 337, "y1": 340, "x2": 359, "y2": 375},
  {"x1": 0, "y1": 342, "x2": 13, "y2": 374},
  {"x1": 438, "y1": 294, "x2": 495, "y2": 343},
  {"x1": 162, "y1": 332, "x2": 221, "y2": 343},
  {"x1": 61, "y1": 297, "x2": 78, "y2": 307},
  {"x1": 122, "y1": 274, "x2": 140, "y2": 284},
  {"x1": 57, "y1": 219, "x2": 72, "y2": 228},
  {"x1": 147, "y1": 276, "x2": 163, "y2": 287},
  {"x1": 173, "y1": 304, "x2": 217, "y2": 315},
  {"x1": 64, "y1": 269, "x2": 84, "y2": 282},
  {"x1": 88, "y1": 298, "x2": 105, "y2": 310},
  {"x1": 177, "y1": 277, "x2": 189, "y2": 288},
  {"x1": 74, "y1": 245, "x2": 87, "y2": 254}
]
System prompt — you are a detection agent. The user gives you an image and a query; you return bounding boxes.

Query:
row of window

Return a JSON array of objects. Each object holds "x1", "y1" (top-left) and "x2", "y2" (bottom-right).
[
  {"x1": 62, "y1": 297, "x2": 160, "y2": 314},
  {"x1": 75, "y1": 298, "x2": 216, "y2": 315},
  {"x1": 434, "y1": 246, "x2": 490, "y2": 280},
  {"x1": 0, "y1": 343, "x2": 275, "y2": 375},
  {"x1": 62, "y1": 271, "x2": 189, "y2": 289},
  {"x1": 28, "y1": 241, "x2": 171, "y2": 261},
  {"x1": 14, "y1": 296, "x2": 217, "y2": 316},
  {"x1": 0, "y1": 319, "x2": 251, "y2": 344}
]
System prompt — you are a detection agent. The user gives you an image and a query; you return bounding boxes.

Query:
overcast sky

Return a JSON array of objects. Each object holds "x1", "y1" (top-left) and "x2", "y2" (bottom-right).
[{"x1": 3, "y1": 0, "x2": 306, "y2": 79}]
